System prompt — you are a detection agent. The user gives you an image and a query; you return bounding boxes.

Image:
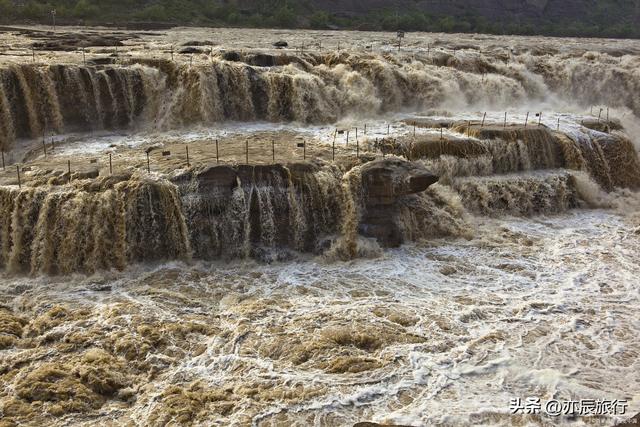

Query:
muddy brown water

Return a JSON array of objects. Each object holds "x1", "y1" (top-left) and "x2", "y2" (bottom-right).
[{"x1": 0, "y1": 26, "x2": 639, "y2": 426}]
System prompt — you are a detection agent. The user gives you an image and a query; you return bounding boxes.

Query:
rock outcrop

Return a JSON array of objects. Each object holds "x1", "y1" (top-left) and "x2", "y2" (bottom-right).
[
  {"x1": 0, "y1": 157, "x2": 443, "y2": 274},
  {"x1": 172, "y1": 161, "x2": 344, "y2": 260},
  {"x1": 359, "y1": 158, "x2": 438, "y2": 247},
  {"x1": 173, "y1": 159, "x2": 439, "y2": 259}
]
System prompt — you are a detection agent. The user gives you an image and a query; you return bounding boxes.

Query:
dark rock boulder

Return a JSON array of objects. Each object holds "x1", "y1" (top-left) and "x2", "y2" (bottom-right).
[
  {"x1": 87, "y1": 57, "x2": 116, "y2": 65},
  {"x1": 359, "y1": 158, "x2": 438, "y2": 247},
  {"x1": 181, "y1": 40, "x2": 215, "y2": 47},
  {"x1": 178, "y1": 47, "x2": 204, "y2": 54},
  {"x1": 246, "y1": 53, "x2": 277, "y2": 67},
  {"x1": 273, "y1": 41, "x2": 288, "y2": 48},
  {"x1": 360, "y1": 158, "x2": 438, "y2": 205},
  {"x1": 221, "y1": 50, "x2": 242, "y2": 61},
  {"x1": 32, "y1": 33, "x2": 130, "y2": 51}
]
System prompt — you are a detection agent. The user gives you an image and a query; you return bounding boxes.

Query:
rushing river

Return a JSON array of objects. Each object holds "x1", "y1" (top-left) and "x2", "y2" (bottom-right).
[
  {"x1": 2, "y1": 194, "x2": 639, "y2": 425},
  {"x1": 0, "y1": 26, "x2": 639, "y2": 426}
]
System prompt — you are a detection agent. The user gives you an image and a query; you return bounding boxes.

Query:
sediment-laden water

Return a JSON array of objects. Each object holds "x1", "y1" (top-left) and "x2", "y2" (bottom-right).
[
  {"x1": 1, "y1": 197, "x2": 639, "y2": 425},
  {"x1": 0, "y1": 27, "x2": 639, "y2": 426},
  {"x1": 1, "y1": 32, "x2": 640, "y2": 151}
]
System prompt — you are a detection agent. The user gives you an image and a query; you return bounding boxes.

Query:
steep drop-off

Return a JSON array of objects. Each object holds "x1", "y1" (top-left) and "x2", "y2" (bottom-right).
[{"x1": 2, "y1": 48, "x2": 640, "y2": 151}]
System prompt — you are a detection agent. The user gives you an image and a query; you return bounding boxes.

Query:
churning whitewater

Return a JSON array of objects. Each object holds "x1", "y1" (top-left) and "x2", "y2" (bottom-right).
[{"x1": 0, "y1": 26, "x2": 639, "y2": 426}]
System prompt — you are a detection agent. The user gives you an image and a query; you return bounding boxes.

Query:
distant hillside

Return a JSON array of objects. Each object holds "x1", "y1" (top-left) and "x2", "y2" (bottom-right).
[{"x1": 3, "y1": 0, "x2": 640, "y2": 38}]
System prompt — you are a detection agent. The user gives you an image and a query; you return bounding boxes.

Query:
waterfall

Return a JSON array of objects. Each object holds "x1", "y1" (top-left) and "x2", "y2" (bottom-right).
[
  {"x1": 0, "y1": 176, "x2": 190, "y2": 275},
  {"x1": 177, "y1": 162, "x2": 344, "y2": 261},
  {"x1": 386, "y1": 125, "x2": 640, "y2": 191},
  {"x1": 1, "y1": 49, "x2": 640, "y2": 274},
  {"x1": 3, "y1": 49, "x2": 640, "y2": 150}
]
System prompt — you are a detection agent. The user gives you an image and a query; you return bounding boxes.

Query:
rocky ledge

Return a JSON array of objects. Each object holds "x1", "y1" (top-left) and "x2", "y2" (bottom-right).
[{"x1": 359, "y1": 158, "x2": 439, "y2": 247}]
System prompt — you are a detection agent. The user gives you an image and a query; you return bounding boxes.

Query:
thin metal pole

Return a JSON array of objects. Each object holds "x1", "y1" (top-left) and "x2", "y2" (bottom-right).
[
  {"x1": 356, "y1": 137, "x2": 359, "y2": 158},
  {"x1": 355, "y1": 127, "x2": 358, "y2": 140},
  {"x1": 171, "y1": 45, "x2": 174, "y2": 61},
  {"x1": 467, "y1": 121, "x2": 471, "y2": 138},
  {"x1": 413, "y1": 122, "x2": 416, "y2": 137},
  {"x1": 364, "y1": 123, "x2": 367, "y2": 134},
  {"x1": 43, "y1": 119, "x2": 46, "y2": 147},
  {"x1": 146, "y1": 152, "x2": 150, "y2": 173},
  {"x1": 32, "y1": 47, "x2": 35, "y2": 62},
  {"x1": 216, "y1": 139, "x2": 219, "y2": 164},
  {"x1": 524, "y1": 112, "x2": 529, "y2": 127},
  {"x1": 186, "y1": 145, "x2": 190, "y2": 167},
  {"x1": 504, "y1": 112, "x2": 507, "y2": 128},
  {"x1": 245, "y1": 140, "x2": 249, "y2": 164},
  {"x1": 272, "y1": 140, "x2": 275, "y2": 163},
  {"x1": 303, "y1": 140, "x2": 306, "y2": 160},
  {"x1": 440, "y1": 127, "x2": 443, "y2": 141},
  {"x1": 16, "y1": 166, "x2": 20, "y2": 188},
  {"x1": 557, "y1": 117, "x2": 560, "y2": 131},
  {"x1": 109, "y1": 153, "x2": 113, "y2": 175},
  {"x1": 387, "y1": 124, "x2": 390, "y2": 135},
  {"x1": 346, "y1": 130, "x2": 349, "y2": 146},
  {"x1": 332, "y1": 135, "x2": 335, "y2": 161},
  {"x1": 67, "y1": 160, "x2": 71, "y2": 183},
  {"x1": 481, "y1": 112, "x2": 486, "y2": 128}
]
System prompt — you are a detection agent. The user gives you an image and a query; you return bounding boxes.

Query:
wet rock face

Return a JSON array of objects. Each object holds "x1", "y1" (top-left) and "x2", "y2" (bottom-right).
[
  {"x1": 179, "y1": 164, "x2": 291, "y2": 200},
  {"x1": 360, "y1": 158, "x2": 438, "y2": 205},
  {"x1": 581, "y1": 118, "x2": 623, "y2": 133},
  {"x1": 246, "y1": 53, "x2": 278, "y2": 67},
  {"x1": 219, "y1": 51, "x2": 280, "y2": 67},
  {"x1": 31, "y1": 32, "x2": 132, "y2": 51},
  {"x1": 179, "y1": 47, "x2": 205, "y2": 55},
  {"x1": 359, "y1": 159, "x2": 438, "y2": 247},
  {"x1": 221, "y1": 51, "x2": 242, "y2": 61},
  {"x1": 173, "y1": 162, "x2": 343, "y2": 260},
  {"x1": 175, "y1": 159, "x2": 439, "y2": 257}
]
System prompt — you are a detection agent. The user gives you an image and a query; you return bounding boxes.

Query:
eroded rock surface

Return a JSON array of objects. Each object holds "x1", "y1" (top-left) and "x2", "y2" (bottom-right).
[{"x1": 359, "y1": 158, "x2": 438, "y2": 247}]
